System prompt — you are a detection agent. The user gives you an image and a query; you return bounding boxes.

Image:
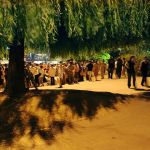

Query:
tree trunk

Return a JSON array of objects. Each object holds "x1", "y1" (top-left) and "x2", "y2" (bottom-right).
[
  {"x1": 6, "y1": 2, "x2": 26, "y2": 96},
  {"x1": 7, "y1": 38, "x2": 25, "y2": 96}
]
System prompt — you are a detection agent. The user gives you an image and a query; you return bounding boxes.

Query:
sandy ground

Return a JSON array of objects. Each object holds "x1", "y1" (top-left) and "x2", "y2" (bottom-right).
[
  {"x1": 48, "y1": 100, "x2": 150, "y2": 150},
  {"x1": 0, "y1": 77, "x2": 150, "y2": 150},
  {"x1": 37, "y1": 77, "x2": 150, "y2": 94}
]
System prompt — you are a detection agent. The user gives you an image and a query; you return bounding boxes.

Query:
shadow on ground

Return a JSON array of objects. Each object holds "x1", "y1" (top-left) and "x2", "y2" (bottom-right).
[{"x1": 0, "y1": 90, "x2": 149, "y2": 148}]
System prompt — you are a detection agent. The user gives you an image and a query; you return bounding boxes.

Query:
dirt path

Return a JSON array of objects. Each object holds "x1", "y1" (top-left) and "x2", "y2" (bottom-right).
[
  {"x1": 48, "y1": 99, "x2": 150, "y2": 150},
  {"x1": 0, "y1": 77, "x2": 150, "y2": 150},
  {"x1": 37, "y1": 77, "x2": 150, "y2": 94}
]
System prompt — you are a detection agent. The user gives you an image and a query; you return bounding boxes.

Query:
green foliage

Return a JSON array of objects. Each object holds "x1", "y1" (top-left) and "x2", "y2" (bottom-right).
[
  {"x1": 50, "y1": 0, "x2": 150, "y2": 57},
  {"x1": 0, "y1": 0, "x2": 150, "y2": 57},
  {"x1": 94, "y1": 52, "x2": 110, "y2": 61},
  {"x1": 0, "y1": 1, "x2": 13, "y2": 49},
  {"x1": 25, "y1": 1, "x2": 58, "y2": 51},
  {"x1": 122, "y1": 40, "x2": 150, "y2": 59}
]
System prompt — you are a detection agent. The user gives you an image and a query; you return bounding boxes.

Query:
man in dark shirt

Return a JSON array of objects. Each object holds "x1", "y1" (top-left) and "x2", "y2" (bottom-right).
[
  {"x1": 126, "y1": 56, "x2": 136, "y2": 88},
  {"x1": 108, "y1": 58, "x2": 115, "y2": 79},
  {"x1": 140, "y1": 57, "x2": 149, "y2": 86},
  {"x1": 116, "y1": 57, "x2": 123, "y2": 79},
  {"x1": 87, "y1": 61, "x2": 93, "y2": 81}
]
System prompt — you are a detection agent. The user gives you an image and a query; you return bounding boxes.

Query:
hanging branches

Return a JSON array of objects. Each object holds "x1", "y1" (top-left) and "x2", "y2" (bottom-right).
[{"x1": 0, "y1": 0, "x2": 150, "y2": 57}]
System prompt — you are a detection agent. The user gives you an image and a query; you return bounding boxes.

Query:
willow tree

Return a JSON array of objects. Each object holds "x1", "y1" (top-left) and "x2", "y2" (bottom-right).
[
  {"x1": 4, "y1": 0, "x2": 26, "y2": 96},
  {"x1": 0, "y1": 0, "x2": 26, "y2": 95},
  {"x1": 27, "y1": 0, "x2": 58, "y2": 52},
  {"x1": 0, "y1": 0, "x2": 58, "y2": 95},
  {"x1": 0, "y1": 0, "x2": 150, "y2": 95},
  {"x1": 13, "y1": 0, "x2": 150, "y2": 58},
  {"x1": 49, "y1": 0, "x2": 150, "y2": 57}
]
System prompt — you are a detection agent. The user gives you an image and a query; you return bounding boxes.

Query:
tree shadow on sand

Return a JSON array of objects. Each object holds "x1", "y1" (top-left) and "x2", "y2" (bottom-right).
[{"x1": 0, "y1": 90, "x2": 149, "y2": 148}]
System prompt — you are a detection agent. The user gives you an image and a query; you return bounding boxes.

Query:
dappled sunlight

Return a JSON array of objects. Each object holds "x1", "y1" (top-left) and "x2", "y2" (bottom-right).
[
  {"x1": 19, "y1": 94, "x2": 74, "y2": 135},
  {"x1": 0, "y1": 93, "x2": 74, "y2": 148}
]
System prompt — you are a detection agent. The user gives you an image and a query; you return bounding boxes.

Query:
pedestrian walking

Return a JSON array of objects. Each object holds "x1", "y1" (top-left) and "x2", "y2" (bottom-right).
[
  {"x1": 126, "y1": 56, "x2": 136, "y2": 88},
  {"x1": 140, "y1": 57, "x2": 149, "y2": 86}
]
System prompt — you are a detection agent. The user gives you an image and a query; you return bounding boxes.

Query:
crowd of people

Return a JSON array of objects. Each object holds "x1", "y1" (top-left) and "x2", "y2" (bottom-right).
[{"x1": 0, "y1": 56, "x2": 149, "y2": 90}]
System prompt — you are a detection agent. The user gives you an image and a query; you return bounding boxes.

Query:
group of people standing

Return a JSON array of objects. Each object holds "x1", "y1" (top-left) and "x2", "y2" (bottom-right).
[
  {"x1": 24, "y1": 59, "x2": 107, "y2": 89},
  {"x1": 108, "y1": 57, "x2": 126, "y2": 79},
  {"x1": 24, "y1": 56, "x2": 150, "y2": 89},
  {"x1": 126, "y1": 56, "x2": 149, "y2": 88},
  {"x1": 107, "y1": 56, "x2": 149, "y2": 88},
  {"x1": 0, "y1": 56, "x2": 149, "y2": 90}
]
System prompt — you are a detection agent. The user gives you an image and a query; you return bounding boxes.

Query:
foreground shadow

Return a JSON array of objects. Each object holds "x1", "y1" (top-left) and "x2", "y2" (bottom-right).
[{"x1": 0, "y1": 90, "x2": 149, "y2": 148}]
